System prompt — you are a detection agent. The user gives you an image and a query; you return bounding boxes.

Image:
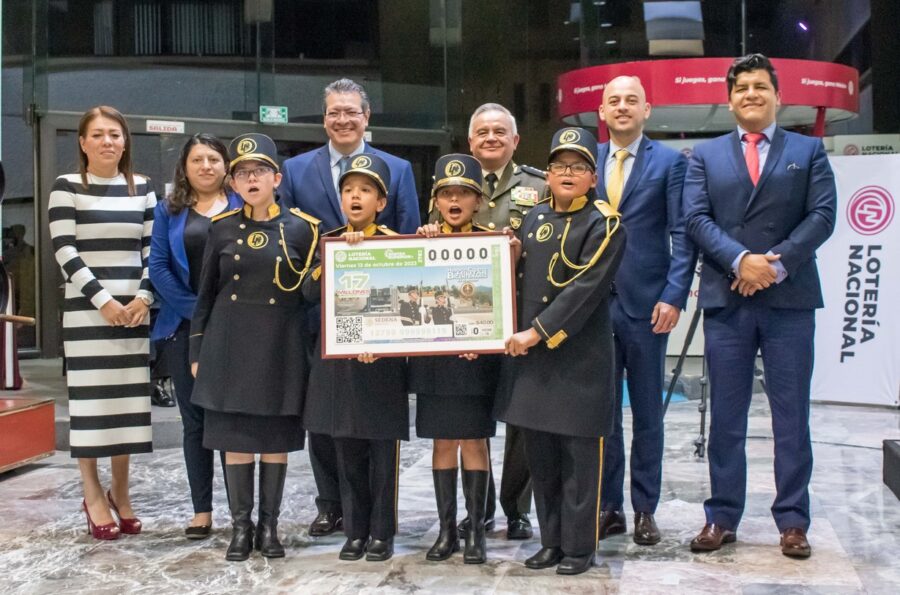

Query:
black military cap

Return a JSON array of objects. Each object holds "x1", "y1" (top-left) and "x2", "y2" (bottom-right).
[
  {"x1": 549, "y1": 127, "x2": 598, "y2": 169},
  {"x1": 339, "y1": 153, "x2": 391, "y2": 196},
  {"x1": 432, "y1": 153, "x2": 483, "y2": 195},
  {"x1": 229, "y1": 133, "x2": 280, "y2": 171}
]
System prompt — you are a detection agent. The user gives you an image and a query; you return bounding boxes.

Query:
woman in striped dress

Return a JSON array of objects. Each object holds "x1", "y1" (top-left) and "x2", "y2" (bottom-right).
[{"x1": 48, "y1": 106, "x2": 156, "y2": 540}]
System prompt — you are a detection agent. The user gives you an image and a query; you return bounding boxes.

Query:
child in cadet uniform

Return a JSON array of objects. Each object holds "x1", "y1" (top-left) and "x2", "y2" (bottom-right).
[
  {"x1": 495, "y1": 128, "x2": 626, "y2": 575},
  {"x1": 410, "y1": 154, "x2": 501, "y2": 564},
  {"x1": 302, "y1": 153, "x2": 409, "y2": 562},
  {"x1": 190, "y1": 133, "x2": 320, "y2": 561}
]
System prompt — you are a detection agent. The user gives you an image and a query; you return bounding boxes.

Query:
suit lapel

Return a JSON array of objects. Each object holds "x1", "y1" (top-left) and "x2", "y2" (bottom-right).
[
  {"x1": 595, "y1": 142, "x2": 611, "y2": 201},
  {"x1": 745, "y1": 127, "x2": 786, "y2": 213},
  {"x1": 727, "y1": 130, "x2": 755, "y2": 192},
  {"x1": 315, "y1": 145, "x2": 344, "y2": 223},
  {"x1": 620, "y1": 136, "x2": 650, "y2": 209}
]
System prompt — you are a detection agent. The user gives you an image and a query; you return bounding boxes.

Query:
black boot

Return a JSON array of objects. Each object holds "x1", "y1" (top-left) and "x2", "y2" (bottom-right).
[
  {"x1": 255, "y1": 462, "x2": 287, "y2": 558},
  {"x1": 462, "y1": 469, "x2": 488, "y2": 564},
  {"x1": 224, "y1": 462, "x2": 255, "y2": 562},
  {"x1": 426, "y1": 468, "x2": 460, "y2": 561}
]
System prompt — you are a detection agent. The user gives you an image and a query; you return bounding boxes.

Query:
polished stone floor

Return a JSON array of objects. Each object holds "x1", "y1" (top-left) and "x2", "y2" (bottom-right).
[{"x1": 2, "y1": 392, "x2": 899, "y2": 594}]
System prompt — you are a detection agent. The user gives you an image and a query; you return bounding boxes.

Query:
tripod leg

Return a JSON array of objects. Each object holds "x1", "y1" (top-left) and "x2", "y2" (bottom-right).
[
  {"x1": 663, "y1": 307, "x2": 703, "y2": 415},
  {"x1": 693, "y1": 356, "x2": 709, "y2": 459}
]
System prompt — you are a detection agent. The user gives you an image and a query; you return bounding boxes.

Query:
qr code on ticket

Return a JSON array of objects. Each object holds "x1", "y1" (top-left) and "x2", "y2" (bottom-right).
[
  {"x1": 454, "y1": 323, "x2": 468, "y2": 337},
  {"x1": 336, "y1": 316, "x2": 363, "y2": 344}
]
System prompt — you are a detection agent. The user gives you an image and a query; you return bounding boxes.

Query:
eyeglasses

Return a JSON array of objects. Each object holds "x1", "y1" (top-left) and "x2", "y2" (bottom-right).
[
  {"x1": 548, "y1": 162, "x2": 593, "y2": 175},
  {"x1": 232, "y1": 166, "x2": 274, "y2": 180},
  {"x1": 325, "y1": 110, "x2": 365, "y2": 121}
]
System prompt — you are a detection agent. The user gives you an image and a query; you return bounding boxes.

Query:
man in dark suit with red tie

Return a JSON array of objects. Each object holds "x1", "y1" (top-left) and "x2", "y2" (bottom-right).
[
  {"x1": 279, "y1": 78, "x2": 421, "y2": 537},
  {"x1": 683, "y1": 54, "x2": 836, "y2": 558},
  {"x1": 595, "y1": 76, "x2": 697, "y2": 547}
]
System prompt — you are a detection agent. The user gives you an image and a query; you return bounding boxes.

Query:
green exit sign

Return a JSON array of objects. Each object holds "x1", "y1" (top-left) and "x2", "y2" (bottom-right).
[{"x1": 259, "y1": 105, "x2": 288, "y2": 124}]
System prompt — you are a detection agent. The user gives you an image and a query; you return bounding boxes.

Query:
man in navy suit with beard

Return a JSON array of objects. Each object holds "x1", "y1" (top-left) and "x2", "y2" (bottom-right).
[
  {"x1": 683, "y1": 54, "x2": 836, "y2": 558},
  {"x1": 279, "y1": 78, "x2": 421, "y2": 537},
  {"x1": 595, "y1": 76, "x2": 697, "y2": 547}
]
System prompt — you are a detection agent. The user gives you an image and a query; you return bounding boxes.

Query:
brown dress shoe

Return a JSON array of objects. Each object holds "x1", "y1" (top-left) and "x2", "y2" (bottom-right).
[
  {"x1": 780, "y1": 527, "x2": 811, "y2": 558},
  {"x1": 690, "y1": 523, "x2": 736, "y2": 552},
  {"x1": 598, "y1": 510, "x2": 627, "y2": 540},
  {"x1": 633, "y1": 512, "x2": 661, "y2": 546}
]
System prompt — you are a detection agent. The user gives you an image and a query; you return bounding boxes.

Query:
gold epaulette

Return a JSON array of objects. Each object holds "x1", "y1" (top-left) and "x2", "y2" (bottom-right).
[
  {"x1": 378, "y1": 224, "x2": 398, "y2": 235},
  {"x1": 473, "y1": 223, "x2": 492, "y2": 232},
  {"x1": 211, "y1": 208, "x2": 240, "y2": 222},
  {"x1": 594, "y1": 200, "x2": 621, "y2": 219},
  {"x1": 290, "y1": 207, "x2": 321, "y2": 226}
]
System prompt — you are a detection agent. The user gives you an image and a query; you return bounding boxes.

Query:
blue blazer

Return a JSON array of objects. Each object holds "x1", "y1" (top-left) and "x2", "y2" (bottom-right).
[
  {"x1": 597, "y1": 137, "x2": 696, "y2": 318},
  {"x1": 149, "y1": 191, "x2": 244, "y2": 341},
  {"x1": 279, "y1": 143, "x2": 421, "y2": 233},
  {"x1": 683, "y1": 127, "x2": 836, "y2": 310}
]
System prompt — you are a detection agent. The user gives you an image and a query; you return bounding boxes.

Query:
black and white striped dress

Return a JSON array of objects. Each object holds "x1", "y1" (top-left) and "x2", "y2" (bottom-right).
[{"x1": 48, "y1": 173, "x2": 156, "y2": 458}]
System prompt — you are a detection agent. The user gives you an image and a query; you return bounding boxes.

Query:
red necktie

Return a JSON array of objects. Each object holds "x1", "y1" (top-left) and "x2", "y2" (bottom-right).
[{"x1": 743, "y1": 132, "x2": 765, "y2": 186}]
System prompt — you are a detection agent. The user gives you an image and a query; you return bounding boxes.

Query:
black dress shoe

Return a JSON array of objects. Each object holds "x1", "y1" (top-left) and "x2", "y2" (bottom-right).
[
  {"x1": 598, "y1": 510, "x2": 627, "y2": 540},
  {"x1": 185, "y1": 524, "x2": 211, "y2": 540},
  {"x1": 506, "y1": 514, "x2": 533, "y2": 540},
  {"x1": 366, "y1": 537, "x2": 394, "y2": 561},
  {"x1": 633, "y1": 512, "x2": 661, "y2": 546},
  {"x1": 458, "y1": 515, "x2": 495, "y2": 537},
  {"x1": 151, "y1": 378, "x2": 176, "y2": 407},
  {"x1": 557, "y1": 553, "x2": 594, "y2": 575},
  {"x1": 339, "y1": 537, "x2": 368, "y2": 560},
  {"x1": 524, "y1": 546, "x2": 564, "y2": 570},
  {"x1": 309, "y1": 512, "x2": 343, "y2": 537}
]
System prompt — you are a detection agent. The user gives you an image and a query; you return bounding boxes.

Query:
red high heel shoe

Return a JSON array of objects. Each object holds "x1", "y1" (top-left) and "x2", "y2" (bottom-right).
[
  {"x1": 83, "y1": 499, "x2": 120, "y2": 540},
  {"x1": 107, "y1": 490, "x2": 143, "y2": 534}
]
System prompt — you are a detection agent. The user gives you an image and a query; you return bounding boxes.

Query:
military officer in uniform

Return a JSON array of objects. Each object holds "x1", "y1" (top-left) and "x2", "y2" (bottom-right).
[
  {"x1": 496, "y1": 127, "x2": 626, "y2": 575},
  {"x1": 427, "y1": 292, "x2": 453, "y2": 325},
  {"x1": 190, "y1": 133, "x2": 320, "y2": 561},
  {"x1": 399, "y1": 290, "x2": 423, "y2": 326},
  {"x1": 431, "y1": 103, "x2": 545, "y2": 540},
  {"x1": 302, "y1": 154, "x2": 408, "y2": 562}
]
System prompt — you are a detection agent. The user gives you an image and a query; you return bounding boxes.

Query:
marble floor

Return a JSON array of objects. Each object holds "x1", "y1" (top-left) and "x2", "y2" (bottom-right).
[{"x1": 2, "y1": 393, "x2": 899, "y2": 594}]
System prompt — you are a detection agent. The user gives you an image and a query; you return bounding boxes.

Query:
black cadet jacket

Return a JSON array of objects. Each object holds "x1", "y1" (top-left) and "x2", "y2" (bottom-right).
[
  {"x1": 408, "y1": 222, "x2": 501, "y2": 397},
  {"x1": 494, "y1": 195, "x2": 626, "y2": 438},
  {"x1": 189, "y1": 203, "x2": 319, "y2": 417},
  {"x1": 302, "y1": 224, "x2": 409, "y2": 440}
]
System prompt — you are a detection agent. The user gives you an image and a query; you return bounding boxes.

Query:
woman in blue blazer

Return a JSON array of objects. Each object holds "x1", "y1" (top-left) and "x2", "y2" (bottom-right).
[{"x1": 149, "y1": 133, "x2": 242, "y2": 538}]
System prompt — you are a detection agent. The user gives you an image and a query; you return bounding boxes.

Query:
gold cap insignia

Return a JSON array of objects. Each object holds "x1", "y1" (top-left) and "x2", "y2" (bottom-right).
[
  {"x1": 237, "y1": 138, "x2": 257, "y2": 155},
  {"x1": 559, "y1": 129, "x2": 580, "y2": 144},
  {"x1": 351, "y1": 155, "x2": 372, "y2": 169},
  {"x1": 445, "y1": 159, "x2": 465, "y2": 177}
]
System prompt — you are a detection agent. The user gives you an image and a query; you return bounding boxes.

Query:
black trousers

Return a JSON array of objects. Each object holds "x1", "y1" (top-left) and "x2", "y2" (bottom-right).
[
  {"x1": 334, "y1": 438, "x2": 400, "y2": 541},
  {"x1": 309, "y1": 432, "x2": 343, "y2": 515},
  {"x1": 499, "y1": 423, "x2": 533, "y2": 517},
  {"x1": 523, "y1": 429, "x2": 603, "y2": 557},
  {"x1": 165, "y1": 321, "x2": 226, "y2": 514}
]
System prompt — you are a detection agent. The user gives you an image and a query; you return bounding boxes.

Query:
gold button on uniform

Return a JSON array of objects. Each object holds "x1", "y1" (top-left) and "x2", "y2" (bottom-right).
[
  {"x1": 488, "y1": 222, "x2": 496, "y2": 229},
  {"x1": 239, "y1": 223, "x2": 246, "y2": 229},
  {"x1": 231, "y1": 294, "x2": 237, "y2": 301},
  {"x1": 538, "y1": 214, "x2": 544, "y2": 220},
  {"x1": 542, "y1": 296, "x2": 548, "y2": 303},
  {"x1": 488, "y1": 201, "x2": 496, "y2": 208},
  {"x1": 269, "y1": 298, "x2": 276, "y2": 305},
  {"x1": 527, "y1": 233, "x2": 533, "y2": 238},
  {"x1": 237, "y1": 239, "x2": 243, "y2": 245},
  {"x1": 234, "y1": 254, "x2": 240, "y2": 261},
  {"x1": 233, "y1": 274, "x2": 240, "y2": 280}
]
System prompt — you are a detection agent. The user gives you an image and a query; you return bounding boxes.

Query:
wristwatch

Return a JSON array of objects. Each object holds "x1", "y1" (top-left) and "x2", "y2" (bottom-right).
[{"x1": 137, "y1": 294, "x2": 153, "y2": 307}]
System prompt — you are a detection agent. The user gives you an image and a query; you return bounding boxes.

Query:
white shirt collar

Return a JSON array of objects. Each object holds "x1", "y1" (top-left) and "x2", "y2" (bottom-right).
[
  {"x1": 737, "y1": 121, "x2": 777, "y2": 143},
  {"x1": 608, "y1": 135, "x2": 643, "y2": 160},
  {"x1": 328, "y1": 141, "x2": 365, "y2": 167}
]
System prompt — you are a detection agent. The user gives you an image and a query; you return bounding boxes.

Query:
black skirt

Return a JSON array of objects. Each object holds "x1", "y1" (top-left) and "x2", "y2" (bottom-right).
[
  {"x1": 416, "y1": 393, "x2": 496, "y2": 439},
  {"x1": 203, "y1": 410, "x2": 305, "y2": 454}
]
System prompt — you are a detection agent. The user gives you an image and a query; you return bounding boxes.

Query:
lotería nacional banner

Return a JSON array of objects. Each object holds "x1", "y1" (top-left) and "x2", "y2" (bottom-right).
[{"x1": 812, "y1": 155, "x2": 900, "y2": 406}]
